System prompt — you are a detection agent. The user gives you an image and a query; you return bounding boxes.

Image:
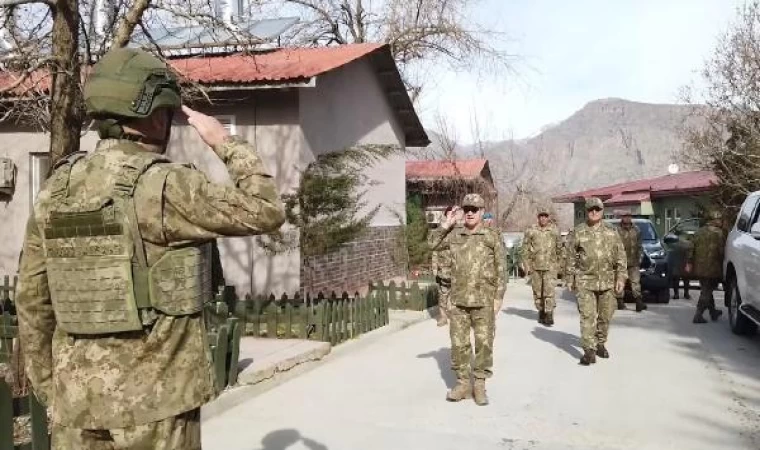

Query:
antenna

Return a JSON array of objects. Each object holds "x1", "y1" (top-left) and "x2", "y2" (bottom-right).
[{"x1": 668, "y1": 164, "x2": 679, "y2": 175}]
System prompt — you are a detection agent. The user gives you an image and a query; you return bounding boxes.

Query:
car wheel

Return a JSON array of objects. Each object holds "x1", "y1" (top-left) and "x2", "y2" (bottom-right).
[
  {"x1": 728, "y1": 279, "x2": 758, "y2": 336},
  {"x1": 657, "y1": 289, "x2": 670, "y2": 304}
]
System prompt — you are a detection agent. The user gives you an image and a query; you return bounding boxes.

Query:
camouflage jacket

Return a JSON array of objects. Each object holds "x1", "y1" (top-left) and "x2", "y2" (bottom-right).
[
  {"x1": 566, "y1": 222, "x2": 627, "y2": 291},
  {"x1": 428, "y1": 226, "x2": 454, "y2": 280},
  {"x1": 15, "y1": 137, "x2": 285, "y2": 429},
  {"x1": 429, "y1": 224, "x2": 506, "y2": 307},
  {"x1": 617, "y1": 225, "x2": 642, "y2": 268},
  {"x1": 520, "y1": 223, "x2": 562, "y2": 272},
  {"x1": 688, "y1": 225, "x2": 726, "y2": 279}
]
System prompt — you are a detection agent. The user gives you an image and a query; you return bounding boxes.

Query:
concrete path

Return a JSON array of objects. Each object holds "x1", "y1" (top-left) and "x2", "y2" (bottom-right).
[{"x1": 202, "y1": 282, "x2": 760, "y2": 450}]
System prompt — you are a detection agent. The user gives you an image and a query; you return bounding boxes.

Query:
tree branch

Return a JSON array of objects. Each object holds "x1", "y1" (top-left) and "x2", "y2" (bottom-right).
[{"x1": 112, "y1": 0, "x2": 151, "y2": 48}]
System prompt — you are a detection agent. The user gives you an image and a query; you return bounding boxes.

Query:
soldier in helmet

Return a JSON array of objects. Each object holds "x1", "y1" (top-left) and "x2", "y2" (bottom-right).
[
  {"x1": 520, "y1": 208, "x2": 562, "y2": 326},
  {"x1": 685, "y1": 211, "x2": 727, "y2": 324},
  {"x1": 565, "y1": 198, "x2": 627, "y2": 366},
  {"x1": 429, "y1": 193, "x2": 506, "y2": 406},
  {"x1": 616, "y1": 211, "x2": 647, "y2": 312},
  {"x1": 15, "y1": 48, "x2": 286, "y2": 448}
]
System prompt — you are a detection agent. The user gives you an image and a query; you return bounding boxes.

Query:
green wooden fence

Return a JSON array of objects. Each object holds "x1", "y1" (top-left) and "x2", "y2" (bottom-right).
[
  {"x1": 370, "y1": 280, "x2": 438, "y2": 311},
  {"x1": 231, "y1": 290, "x2": 389, "y2": 346},
  {"x1": 0, "y1": 276, "x2": 17, "y2": 365},
  {"x1": 0, "y1": 380, "x2": 48, "y2": 450}
]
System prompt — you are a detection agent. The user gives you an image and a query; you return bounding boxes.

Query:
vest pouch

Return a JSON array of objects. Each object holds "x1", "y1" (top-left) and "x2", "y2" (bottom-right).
[
  {"x1": 148, "y1": 244, "x2": 212, "y2": 316},
  {"x1": 47, "y1": 252, "x2": 143, "y2": 335}
]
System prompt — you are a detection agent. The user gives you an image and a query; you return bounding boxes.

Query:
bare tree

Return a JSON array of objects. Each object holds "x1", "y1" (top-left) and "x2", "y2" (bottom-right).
[
  {"x1": 255, "y1": 0, "x2": 517, "y2": 100},
  {"x1": 0, "y1": 0, "x2": 265, "y2": 164},
  {"x1": 679, "y1": 0, "x2": 760, "y2": 221}
]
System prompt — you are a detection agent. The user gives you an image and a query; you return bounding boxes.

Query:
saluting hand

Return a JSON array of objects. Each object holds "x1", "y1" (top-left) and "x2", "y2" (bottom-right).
[{"x1": 182, "y1": 105, "x2": 231, "y2": 148}]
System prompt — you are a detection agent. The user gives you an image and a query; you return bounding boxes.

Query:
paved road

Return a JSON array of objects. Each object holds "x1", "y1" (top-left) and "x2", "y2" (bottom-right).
[{"x1": 203, "y1": 282, "x2": 760, "y2": 450}]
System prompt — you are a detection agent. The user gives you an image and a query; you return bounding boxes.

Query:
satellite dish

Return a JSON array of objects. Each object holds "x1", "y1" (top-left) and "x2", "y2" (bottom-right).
[{"x1": 668, "y1": 164, "x2": 680, "y2": 175}]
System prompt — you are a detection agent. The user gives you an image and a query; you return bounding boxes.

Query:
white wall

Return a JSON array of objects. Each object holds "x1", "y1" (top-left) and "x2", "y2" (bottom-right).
[{"x1": 299, "y1": 58, "x2": 407, "y2": 227}]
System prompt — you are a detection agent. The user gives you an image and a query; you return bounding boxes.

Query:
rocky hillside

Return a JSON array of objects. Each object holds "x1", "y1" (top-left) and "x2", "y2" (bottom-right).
[{"x1": 483, "y1": 98, "x2": 705, "y2": 196}]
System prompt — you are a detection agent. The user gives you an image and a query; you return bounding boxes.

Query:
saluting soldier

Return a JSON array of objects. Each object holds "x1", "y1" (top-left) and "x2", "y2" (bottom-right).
[{"x1": 15, "y1": 48, "x2": 286, "y2": 449}]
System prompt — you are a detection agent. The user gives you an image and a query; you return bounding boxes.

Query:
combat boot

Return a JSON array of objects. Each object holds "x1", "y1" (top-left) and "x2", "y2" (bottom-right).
[
  {"x1": 709, "y1": 309, "x2": 723, "y2": 321},
  {"x1": 635, "y1": 300, "x2": 647, "y2": 312},
  {"x1": 446, "y1": 380, "x2": 472, "y2": 402},
  {"x1": 544, "y1": 311, "x2": 554, "y2": 326},
  {"x1": 538, "y1": 310, "x2": 546, "y2": 324},
  {"x1": 473, "y1": 379, "x2": 489, "y2": 406},
  {"x1": 596, "y1": 344, "x2": 609, "y2": 359},
  {"x1": 617, "y1": 299, "x2": 627, "y2": 310},
  {"x1": 692, "y1": 314, "x2": 707, "y2": 324},
  {"x1": 580, "y1": 349, "x2": 596, "y2": 365}
]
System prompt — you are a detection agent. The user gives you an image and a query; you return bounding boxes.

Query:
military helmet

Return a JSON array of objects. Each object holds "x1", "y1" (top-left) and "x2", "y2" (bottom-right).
[
  {"x1": 462, "y1": 193, "x2": 485, "y2": 209},
  {"x1": 537, "y1": 207, "x2": 550, "y2": 217},
  {"x1": 84, "y1": 48, "x2": 181, "y2": 119}
]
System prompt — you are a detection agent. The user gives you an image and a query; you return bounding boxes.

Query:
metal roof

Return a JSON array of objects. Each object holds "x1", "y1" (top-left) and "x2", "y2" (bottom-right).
[{"x1": 552, "y1": 171, "x2": 718, "y2": 203}]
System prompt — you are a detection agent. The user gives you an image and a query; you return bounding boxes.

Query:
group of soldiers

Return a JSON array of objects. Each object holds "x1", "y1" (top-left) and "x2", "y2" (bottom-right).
[{"x1": 430, "y1": 195, "x2": 731, "y2": 386}]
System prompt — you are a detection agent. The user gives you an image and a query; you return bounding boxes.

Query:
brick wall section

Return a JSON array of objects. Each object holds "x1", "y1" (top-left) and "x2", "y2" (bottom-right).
[{"x1": 302, "y1": 226, "x2": 405, "y2": 294}]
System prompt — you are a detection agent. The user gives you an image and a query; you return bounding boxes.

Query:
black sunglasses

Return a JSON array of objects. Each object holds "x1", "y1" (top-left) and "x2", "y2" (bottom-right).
[
  {"x1": 463, "y1": 206, "x2": 480, "y2": 214},
  {"x1": 587, "y1": 207, "x2": 603, "y2": 212}
]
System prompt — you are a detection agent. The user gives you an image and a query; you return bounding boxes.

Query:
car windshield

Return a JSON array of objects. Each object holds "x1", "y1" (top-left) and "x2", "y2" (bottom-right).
[{"x1": 634, "y1": 222, "x2": 658, "y2": 241}]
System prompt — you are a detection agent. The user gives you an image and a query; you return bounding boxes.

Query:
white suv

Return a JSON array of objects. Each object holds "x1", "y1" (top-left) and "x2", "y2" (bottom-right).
[{"x1": 723, "y1": 192, "x2": 760, "y2": 335}]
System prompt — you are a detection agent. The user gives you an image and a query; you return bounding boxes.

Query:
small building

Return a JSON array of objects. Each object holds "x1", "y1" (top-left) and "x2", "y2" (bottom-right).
[
  {"x1": 405, "y1": 159, "x2": 498, "y2": 226},
  {"x1": 552, "y1": 170, "x2": 718, "y2": 235},
  {"x1": 0, "y1": 43, "x2": 429, "y2": 296}
]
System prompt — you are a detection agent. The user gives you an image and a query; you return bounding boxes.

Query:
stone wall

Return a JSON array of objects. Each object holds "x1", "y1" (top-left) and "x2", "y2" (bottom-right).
[{"x1": 302, "y1": 226, "x2": 405, "y2": 295}]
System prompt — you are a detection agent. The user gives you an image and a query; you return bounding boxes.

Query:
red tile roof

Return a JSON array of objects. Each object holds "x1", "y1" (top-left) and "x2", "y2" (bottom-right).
[
  {"x1": 170, "y1": 43, "x2": 384, "y2": 84},
  {"x1": 0, "y1": 43, "x2": 384, "y2": 95},
  {"x1": 605, "y1": 191, "x2": 651, "y2": 206},
  {"x1": 406, "y1": 159, "x2": 488, "y2": 179},
  {"x1": 553, "y1": 171, "x2": 717, "y2": 203}
]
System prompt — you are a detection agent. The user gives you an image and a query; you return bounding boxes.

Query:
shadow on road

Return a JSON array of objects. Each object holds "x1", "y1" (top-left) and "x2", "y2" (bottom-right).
[
  {"x1": 417, "y1": 347, "x2": 457, "y2": 389},
  {"x1": 503, "y1": 307, "x2": 538, "y2": 322},
  {"x1": 531, "y1": 327, "x2": 584, "y2": 360},
  {"x1": 254, "y1": 429, "x2": 328, "y2": 450}
]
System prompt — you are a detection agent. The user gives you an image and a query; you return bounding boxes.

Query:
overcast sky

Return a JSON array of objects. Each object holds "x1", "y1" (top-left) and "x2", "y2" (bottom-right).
[{"x1": 415, "y1": 0, "x2": 746, "y2": 144}]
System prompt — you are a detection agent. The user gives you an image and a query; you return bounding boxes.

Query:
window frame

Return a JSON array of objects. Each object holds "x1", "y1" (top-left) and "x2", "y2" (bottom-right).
[{"x1": 29, "y1": 152, "x2": 50, "y2": 207}]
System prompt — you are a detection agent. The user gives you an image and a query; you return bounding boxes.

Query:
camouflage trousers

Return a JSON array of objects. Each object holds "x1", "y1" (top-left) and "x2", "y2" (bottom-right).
[
  {"x1": 696, "y1": 278, "x2": 720, "y2": 314},
  {"x1": 436, "y1": 276, "x2": 452, "y2": 317},
  {"x1": 530, "y1": 270, "x2": 556, "y2": 313},
  {"x1": 52, "y1": 408, "x2": 200, "y2": 450},
  {"x1": 576, "y1": 289, "x2": 616, "y2": 351},
  {"x1": 449, "y1": 305, "x2": 495, "y2": 380},
  {"x1": 618, "y1": 267, "x2": 641, "y2": 301}
]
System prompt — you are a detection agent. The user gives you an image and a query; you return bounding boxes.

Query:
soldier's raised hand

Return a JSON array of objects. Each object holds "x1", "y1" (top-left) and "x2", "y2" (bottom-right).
[{"x1": 182, "y1": 105, "x2": 231, "y2": 148}]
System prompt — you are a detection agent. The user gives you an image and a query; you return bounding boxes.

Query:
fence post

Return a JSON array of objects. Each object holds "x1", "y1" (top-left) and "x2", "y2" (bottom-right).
[
  {"x1": 29, "y1": 390, "x2": 49, "y2": 450},
  {"x1": 295, "y1": 293, "x2": 307, "y2": 340},
  {"x1": 283, "y1": 294, "x2": 294, "y2": 339},
  {"x1": 0, "y1": 380, "x2": 13, "y2": 450},
  {"x1": 213, "y1": 325, "x2": 229, "y2": 393},
  {"x1": 226, "y1": 318, "x2": 242, "y2": 387},
  {"x1": 328, "y1": 293, "x2": 337, "y2": 345},
  {"x1": 387, "y1": 281, "x2": 397, "y2": 309},
  {"x1": 410, "y1": 282, "x2": 423, "y2": 311},
  {"x1": 265, "y1": 295, "x2": 278, "y2": 339},
  {"x1": 317, "y1": 293, "x2": 327, "y2": 341},
  {"x1": 250, "y1": 295, "x2": 262, "y2": 337}
]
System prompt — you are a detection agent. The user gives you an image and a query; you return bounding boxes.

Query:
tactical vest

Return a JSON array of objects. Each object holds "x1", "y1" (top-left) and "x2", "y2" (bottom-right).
[{"x1": 41, "y1": 144, "x2": 212, "y2": 335}]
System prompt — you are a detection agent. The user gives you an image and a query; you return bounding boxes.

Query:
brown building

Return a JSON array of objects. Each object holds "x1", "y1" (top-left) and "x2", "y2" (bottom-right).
[{"x1": 406, "y1": 159, "x2": 498, "y2": 226}]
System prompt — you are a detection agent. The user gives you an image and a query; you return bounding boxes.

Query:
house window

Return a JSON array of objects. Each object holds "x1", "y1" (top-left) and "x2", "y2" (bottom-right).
[
  {"x1": 215, "y1": 115, "x2": 237, "y2": 135},
  {"x1": 30, "y1": 153, "x2": 50, "y2": 205}
]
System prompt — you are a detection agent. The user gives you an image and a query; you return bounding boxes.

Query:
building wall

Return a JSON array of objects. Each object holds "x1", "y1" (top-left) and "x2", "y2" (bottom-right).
[
  {"x1": 298, "y1": 58, "x2": 408, "y2": 292},
  {"x1": 0, "y1": 126, "x2": 99, "y2": 277}
]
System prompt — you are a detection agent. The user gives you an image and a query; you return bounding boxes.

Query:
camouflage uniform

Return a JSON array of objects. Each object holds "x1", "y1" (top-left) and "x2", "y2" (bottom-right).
[
  {"x1": 429, "y1": 225, "x2": 454, "y2": 326},
  {"x1": 566, "y1": 198, "x2": 627, "y2": 359},
  {"x1": 429, "y1": 194, "x2": 506, "y2": 403},
  {"x1": 688, "y1": 213, "x2": 726, "y2": 323},
  {"x1": 15, "y1": 48, "x2": 286, "y2": 449},
  {"x1": 617, "y1": 221, "x2": 646, "y2": 311},
  {"x1": 520, "y1": 218, "x2": 562, "y2": 319}
]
